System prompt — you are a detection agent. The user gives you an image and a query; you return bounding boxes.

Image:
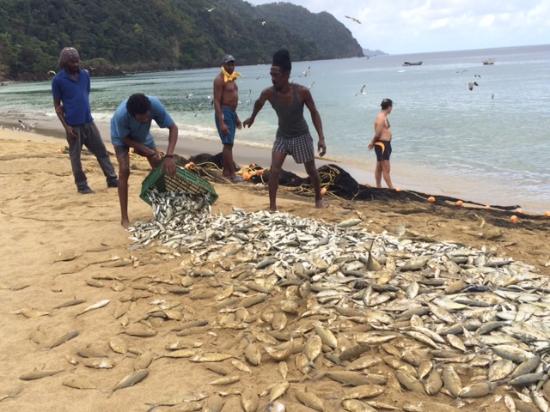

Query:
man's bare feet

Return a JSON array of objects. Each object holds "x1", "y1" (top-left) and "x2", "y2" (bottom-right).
[{"x1": 121, "y1": 218, "x2": 130, "y2": 229}]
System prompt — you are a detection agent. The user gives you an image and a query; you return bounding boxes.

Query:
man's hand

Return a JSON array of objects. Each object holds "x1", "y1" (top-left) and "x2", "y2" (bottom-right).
[
  {"x1": 163, "y1": 157, "x2": 176, "y2": 177},
  {"x1": 243, "y1": 118, "x2": 254, "y2": 128},
  {"x1": 368, "y1": 143, "x2": 374, "y2": 150},
  {"x1": 220, "y1": 122, "x2": 229, "y2": 136},
  {"x1": 318, "y1": 139, "x2": 327, "y2": 157},
  {"x1": 65, "y1": 126, "x2": 77, "y2": 140},
  {"x1": 236, "y1": 118, "x2": 242, "y2": 130}
]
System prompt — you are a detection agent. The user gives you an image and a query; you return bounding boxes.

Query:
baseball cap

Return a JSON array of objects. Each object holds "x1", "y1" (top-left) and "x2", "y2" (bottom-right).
[{"x1": 223, "y1": 54, "x2": 235, "y2": 64}]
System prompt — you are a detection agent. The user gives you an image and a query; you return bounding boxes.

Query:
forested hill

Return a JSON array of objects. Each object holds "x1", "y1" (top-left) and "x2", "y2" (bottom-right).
[
  {"x1": 257, "y1": 3, "x2": 363, "y2": 60},
  {"x1": 0, "y1": 0, "x2": 364, "y2": 80}
]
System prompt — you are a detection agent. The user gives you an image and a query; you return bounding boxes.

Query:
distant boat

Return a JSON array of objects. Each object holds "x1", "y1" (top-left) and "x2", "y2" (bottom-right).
[
  {"x1": 403, "y1": 61, "x2": 423, "y2": 66},
  {"x1": 483, "y1": 58, "x2": 495, "y2": 65}
]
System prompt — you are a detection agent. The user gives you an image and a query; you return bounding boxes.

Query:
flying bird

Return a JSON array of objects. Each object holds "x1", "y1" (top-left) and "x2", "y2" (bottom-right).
[
  {"x1": 261, "y1": 20, "x2": 267, "y2": 26},
  {"x1": 468, "y1": 81, "x2": 479, "y2": 91},
  {"x1": 206, "y1": 7, "x2": 215, "y2": 12},
  {"x1": 345, "y1": 15, "x2": 361, "y2": 24},
  {"x1": 355, "y1": 84, "x2": 367, "y2": 96}
]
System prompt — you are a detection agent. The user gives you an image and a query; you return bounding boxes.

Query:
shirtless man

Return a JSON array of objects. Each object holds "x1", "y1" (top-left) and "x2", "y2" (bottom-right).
[
  {"x1": 368, "y1": 98, "x2": 394, "y2": 189},
  {"x1": 243, "y1": 49, "x2": 327, "y2": 211},
  {"x1": 213, "y1": 54, "x2": 242, "y2": 182}
]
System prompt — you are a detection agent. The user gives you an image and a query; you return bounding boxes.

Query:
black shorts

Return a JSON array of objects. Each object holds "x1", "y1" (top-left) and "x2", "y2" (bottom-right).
[{"x1": 374, "y1": 141, "x2": 392, "y2": 161}]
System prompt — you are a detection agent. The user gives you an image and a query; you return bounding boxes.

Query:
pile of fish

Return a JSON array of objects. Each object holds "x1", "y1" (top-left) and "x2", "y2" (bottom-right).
[
  {"x1": 126, "y1": 191, "x2": 550, "y2": 410},
  {"x1": 15, "y1": 191, "x2": 548, "y2": 411}
]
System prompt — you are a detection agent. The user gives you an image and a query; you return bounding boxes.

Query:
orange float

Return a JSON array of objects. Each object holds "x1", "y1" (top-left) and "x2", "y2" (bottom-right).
[
  {"x1": 427, "y1": 196, "x2": 436, "y2": 203},
  {"x1": 395, "y1": 187, "x2": 401, "y2": 192},
  {"x1": 455, "y1": 200, "x2": 464, "y2": 207},
  {"x1": 320, "y1": 187, "x2": 328, "y2": 196},
  {"x1": 510, "y1": 215, "x2": 519, "y2": 224},
  {"x1": 545, "y1": 211, "x2": 550, "y2": 217}
]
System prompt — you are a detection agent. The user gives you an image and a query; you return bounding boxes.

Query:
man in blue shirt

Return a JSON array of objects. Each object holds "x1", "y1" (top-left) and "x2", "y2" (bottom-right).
[
  {"x1": 111, "y1": 93, "x2": 178, "y2": 228},
  {"x1": 52, "y1": 47, "x2": 118, "y2": 194}
]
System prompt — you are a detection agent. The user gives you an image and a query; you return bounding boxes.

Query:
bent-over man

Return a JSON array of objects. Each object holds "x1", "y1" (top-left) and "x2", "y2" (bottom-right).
[{"x1": 111, "y1": 94, "x2": 178, "y2": 228}]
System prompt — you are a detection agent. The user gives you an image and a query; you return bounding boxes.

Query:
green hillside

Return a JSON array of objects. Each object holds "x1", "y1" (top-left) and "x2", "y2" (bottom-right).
[{"x1": 0, "y1": 0, "x2": 364, "y2": 80}]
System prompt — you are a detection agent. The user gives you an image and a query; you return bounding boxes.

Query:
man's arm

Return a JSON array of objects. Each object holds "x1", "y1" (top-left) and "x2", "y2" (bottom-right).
[
  {"x1": 52, "y1": 77, "x2": 77, "y2": 139},
  {"x1": 303, "y1": 88, "x2": 326, "y2": 156},
  {"x1": 121, "y1": 137, "x2": 157, "y2": 158},
  {"x1": 162, "y1": 123, "x2": 178, "y2": 176},
  {"x1": 213, "y1": 76, "x2": 228, "y2": 136},
  {"x1": 368, "y1": 116, "x2": 384, "y2": 149},
  {"x1": 243, "y1": 89, "x2": 270, "y2": 128}
]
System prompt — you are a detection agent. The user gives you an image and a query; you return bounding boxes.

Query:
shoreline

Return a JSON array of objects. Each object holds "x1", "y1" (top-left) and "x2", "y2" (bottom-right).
[{"x1": 1, "y1": 114, "x2": 547, "y2": 213}]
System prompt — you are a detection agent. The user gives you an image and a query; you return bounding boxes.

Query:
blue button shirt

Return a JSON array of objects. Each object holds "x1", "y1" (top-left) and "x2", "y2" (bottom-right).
[
  {"x1": 110, "y1": 96, "x2": 175, "y2": 148},
  {"x1": 51, "y1": 69, "x2": 93, "y2": 126}
]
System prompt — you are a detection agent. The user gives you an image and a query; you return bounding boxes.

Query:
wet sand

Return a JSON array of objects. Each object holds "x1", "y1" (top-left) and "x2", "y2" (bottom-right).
[{"x1": 0, "y1": 128, "x2": 548, "y2": 411}]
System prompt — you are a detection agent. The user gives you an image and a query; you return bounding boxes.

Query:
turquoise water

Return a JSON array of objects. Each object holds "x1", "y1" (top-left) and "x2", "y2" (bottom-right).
[{"x1": 1, "y1": 44, "x2": 549, "y2": 209}]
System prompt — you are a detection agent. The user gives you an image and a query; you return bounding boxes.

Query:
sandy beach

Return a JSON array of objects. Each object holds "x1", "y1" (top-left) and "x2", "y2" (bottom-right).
[{"x1": 0, "y1": 128, "x2": 549, "y2": 412}]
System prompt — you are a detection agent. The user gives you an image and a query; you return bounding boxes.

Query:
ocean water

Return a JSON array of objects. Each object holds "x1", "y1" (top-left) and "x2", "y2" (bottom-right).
[{"x1": 1, "y1": 44, "x2": 549, "y2": 210}]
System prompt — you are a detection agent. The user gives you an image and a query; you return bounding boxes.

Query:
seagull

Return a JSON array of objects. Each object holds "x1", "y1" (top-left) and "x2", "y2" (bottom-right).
[
  {"x1": 207, "y1": 7, "x2": 215, "y2": 12},
  {"x1": 345, "y1": 15, "x2": 361, "y2": 24},
  {"x1": 261, "y1": 20, "x2": 267, "y2": 26},
  {"x1": 468, "y1": 81, "x2": 479, "y2": 91},
  {"x1": 355, "y1": 84, "x2": 367, "y2": 96},
  {"x1": 18, "y1": 120, "x2": 35, "y2": 130},
  {"x1": 302, "y1": 66, "x2": 311, "y2": 77}
]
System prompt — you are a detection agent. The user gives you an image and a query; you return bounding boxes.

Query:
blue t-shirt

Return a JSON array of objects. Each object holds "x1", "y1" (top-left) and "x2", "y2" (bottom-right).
[
  {"x1": 51, "y1": 69, "x2": 93, "y2": 126},
  {"x1": 110, "y1": 96, "x2": 175, "y2": 147}
]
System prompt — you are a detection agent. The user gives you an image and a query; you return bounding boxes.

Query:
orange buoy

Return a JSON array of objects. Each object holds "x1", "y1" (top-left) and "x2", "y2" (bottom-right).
[
  {"x1": 242, "y1": 171, "x2": 251, "y2": 181},
  {"x1": 456, "y1": 200, "x2": 464, "y2": 207},
  {"x1": 320, "y1": 187, "x2": 328, "y2": 196},
  {"x1": 545, "y1": 211, "x2": 550, "y2": 217},
  {"x1": 516, "y1": 208, "x2": 523, "y2": 214},
  {"x1": 395, "y1": 187, "x2": 401, "y2": 192},
  {"x1": 427, "y1": 196, "x2": 436, "y2": 203},
  {"x1": 510, "y1": 215, "x2": 519, "y2": 224},
  {"x1": 184, "y1": 162, "x2": 196, "y2": 170}
]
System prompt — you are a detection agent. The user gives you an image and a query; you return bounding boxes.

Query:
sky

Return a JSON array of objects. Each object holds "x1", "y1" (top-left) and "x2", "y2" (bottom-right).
[{"x1": 248, "y1": 0, "x2": 550, "y2": 54}]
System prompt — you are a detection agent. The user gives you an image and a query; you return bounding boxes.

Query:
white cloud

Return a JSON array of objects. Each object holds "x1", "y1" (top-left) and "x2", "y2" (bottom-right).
[
  {"x1": 247, "y1": 0, "x2": 550, "y2": 53},
  {"x1": 479, "y1": 14, "x2": 495, "y2": 28}
]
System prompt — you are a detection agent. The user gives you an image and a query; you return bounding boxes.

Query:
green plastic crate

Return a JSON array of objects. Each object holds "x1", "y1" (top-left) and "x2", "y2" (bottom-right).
[{"x1": 140, "y1": 162, "x2": 218, "y2": 205}]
